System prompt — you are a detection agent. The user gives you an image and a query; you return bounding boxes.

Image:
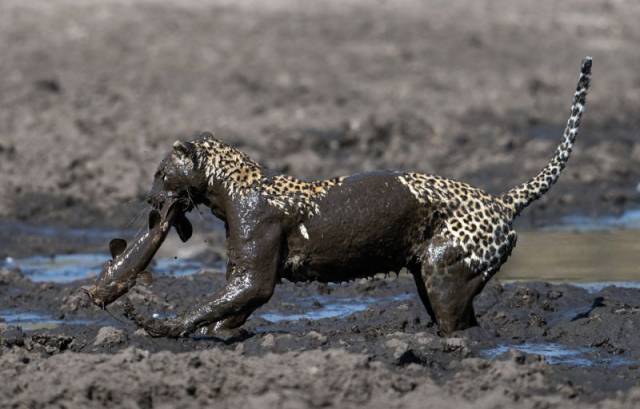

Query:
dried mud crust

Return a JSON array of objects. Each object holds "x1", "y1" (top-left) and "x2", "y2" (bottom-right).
[
  {"x1": 2, "y1": 268, "x2": 640, "y2": 408},
  {"x1": 1, "y1": 0, "x2": 640, "y2": 230}
]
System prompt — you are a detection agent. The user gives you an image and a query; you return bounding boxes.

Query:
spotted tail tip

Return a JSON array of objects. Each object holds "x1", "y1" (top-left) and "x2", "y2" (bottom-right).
[{"x1": 581, "y1": 56, "x2": 593, "y2": 75}]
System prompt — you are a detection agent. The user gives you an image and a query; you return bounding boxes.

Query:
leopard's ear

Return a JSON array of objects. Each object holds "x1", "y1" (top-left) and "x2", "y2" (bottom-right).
[
  {"x1": 174, "y1": 213, "x2": 193, "y2": 243},
  {"x1": 173, "y1": 140, "x2": 193, "y2": 156},
  {"x1": 109, "y1": 238, "x2": 127, "y2": 259},
  {"x1": 172, "y1": 140, "x2": 196, "y2": 168}
]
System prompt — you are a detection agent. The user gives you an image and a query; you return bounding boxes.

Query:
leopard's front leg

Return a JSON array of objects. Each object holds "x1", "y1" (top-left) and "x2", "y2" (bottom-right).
[
  {"x1": 198, "y1": 262, "x2": 251, "y2": 336},
  {"x1": 127, "y1": 219, "x2": 282, "y2": 338}
]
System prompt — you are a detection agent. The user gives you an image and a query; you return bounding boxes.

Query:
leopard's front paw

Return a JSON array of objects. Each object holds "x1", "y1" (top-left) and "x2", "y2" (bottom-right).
[{"x1": 123, "y1": 299, "x2": 185, "y2": 338}]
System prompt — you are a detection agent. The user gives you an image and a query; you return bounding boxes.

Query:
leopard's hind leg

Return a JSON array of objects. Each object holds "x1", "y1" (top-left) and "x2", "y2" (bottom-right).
[
  {"x1": 413, "y1": 235, "x2": 486, "y2": 335},
  {"x1": 409, "y1": 264, "x2": 437, "y2": 325}
]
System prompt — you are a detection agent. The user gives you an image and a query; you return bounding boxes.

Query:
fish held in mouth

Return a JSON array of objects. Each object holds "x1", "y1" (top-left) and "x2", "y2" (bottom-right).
[{"x1": 85, "y1": 199, "x2": 192, "y2": 307}]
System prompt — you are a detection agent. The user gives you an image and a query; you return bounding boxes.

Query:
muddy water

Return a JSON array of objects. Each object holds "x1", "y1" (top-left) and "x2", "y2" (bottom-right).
[
  {"x1": 482, "y1": 343, "x2": 635, "y2": 367},
  {"x1": 0, "y1": 253, "x2": 208, "y2": 283},
  {"x1": 499, "y1": 229, "x2": 640, "y2": 282},
  {"x1": 498, "y1": 209, "x2": 640, "y2": 282},
  {"x1": 0, "y1": 310, "x2": 92, "y2": 331},
  {"x1": 259, "y1": 294, "x2": 413, "y2": 323}
]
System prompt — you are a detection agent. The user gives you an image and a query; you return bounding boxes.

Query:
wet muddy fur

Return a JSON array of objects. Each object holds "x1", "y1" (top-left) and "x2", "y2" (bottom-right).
[
  {"x1": 86, "y1": 199, "x2": 186, "y2": 307},
  {"x1": 123, "y1": 58, "x2": 592, "y2": 337}
]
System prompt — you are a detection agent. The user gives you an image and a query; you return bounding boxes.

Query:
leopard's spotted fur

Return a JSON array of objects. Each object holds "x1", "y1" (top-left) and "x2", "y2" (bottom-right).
[
  {"x1": 132, "y1": 57, "x2": 592, "y2": 337},
  {"x1": 397, "y1": 57, "x2": 591, "y2": 281},
  {"x1": 397, "y1": 173, "x2": 516, "y2": 279},
  {"x1": 194, "y1": 138, "x2": 345, "y2": 216},
  {"x1": 190, "y1": 57, "x2": 590, "y2": 283}
]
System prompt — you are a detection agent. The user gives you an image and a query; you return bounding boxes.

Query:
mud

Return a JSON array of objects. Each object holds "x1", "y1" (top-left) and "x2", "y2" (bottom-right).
[
  {"x1": 2, "y1": 268, "x2": 640, "y2": 408},
  {"x1": 2, "y1": 0, "x2": 640, "y2": 407}
]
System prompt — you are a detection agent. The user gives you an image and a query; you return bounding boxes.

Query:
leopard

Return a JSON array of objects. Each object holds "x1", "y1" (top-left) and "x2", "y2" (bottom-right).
[{"x1": 126, "y1": 57, "x2": 592, "y2": 337}]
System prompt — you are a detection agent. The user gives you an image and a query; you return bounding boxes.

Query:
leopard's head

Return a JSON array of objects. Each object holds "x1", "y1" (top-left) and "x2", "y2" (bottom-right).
[{"x1": 148, "y1": 138, "x2": 204, "y2": 211}]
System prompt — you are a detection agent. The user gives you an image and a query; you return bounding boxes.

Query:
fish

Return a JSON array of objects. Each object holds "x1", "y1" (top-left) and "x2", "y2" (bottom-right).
[{"x1": 85, "y1": 198, "x2": 192, "y2": 308}]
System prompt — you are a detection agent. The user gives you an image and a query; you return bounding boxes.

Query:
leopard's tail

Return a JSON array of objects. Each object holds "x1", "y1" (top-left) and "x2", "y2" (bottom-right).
[{"x1": 501, "y1": 57, "x2": 592, "y2": 218}]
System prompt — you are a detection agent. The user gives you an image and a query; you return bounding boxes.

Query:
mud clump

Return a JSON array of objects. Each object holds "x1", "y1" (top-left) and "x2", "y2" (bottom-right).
[
  {"x1": 1, "y1": 326, "x2": 25, "y2": 348},
  {"x1": 93, "y1": 327, "x2": 128, "y2": 347}
]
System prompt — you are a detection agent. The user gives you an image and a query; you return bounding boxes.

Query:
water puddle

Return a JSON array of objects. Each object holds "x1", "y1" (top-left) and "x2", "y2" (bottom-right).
[
  {"x1": 0, "y1": 220, "x2": 134, "y2": 240},
  {"x1": 0, "y1": 310, "x2": 91, "y2": 330},
  {"x1": 498, "y1": 229, "x2": 640, "y2": 282},
  {"x1": 259, "y1": 294, "x2": 412, "y2": 323},
  {"x1": 483, "y1": 342, "x2": 635, "y2": 367},
  {"x1": 1, "y1": 253, "x2": 206, "y2": 283},
  {"x1": 499, "y1": 280, "x2": 640, "y2": 294},
  {"x1": 569, "y1": 281, "x2": 640, "y2": 293}
]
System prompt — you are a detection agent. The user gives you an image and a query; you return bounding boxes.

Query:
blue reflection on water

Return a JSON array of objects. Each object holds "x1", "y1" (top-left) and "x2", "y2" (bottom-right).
[
  {"x1": 0, "y1": 309, "x2": 91, "y2": 327},
  {"x1": 483, "y1": 342, "x2": 635, "y2": 368},
  {"x1": 260, "y1": 294, "x2": 412, "y2": 323},
  {"x1": 1, "y1": 253, "x2": 205, "y2": 283}
]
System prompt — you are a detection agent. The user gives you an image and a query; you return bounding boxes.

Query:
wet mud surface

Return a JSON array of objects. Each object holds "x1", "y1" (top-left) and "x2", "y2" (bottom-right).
[
  {"x1": 2, "y1": 268, "x2": 640, "y2": 408},
  {"x1": 2, "y1": 0, "x2": 640, "y2": 407}
]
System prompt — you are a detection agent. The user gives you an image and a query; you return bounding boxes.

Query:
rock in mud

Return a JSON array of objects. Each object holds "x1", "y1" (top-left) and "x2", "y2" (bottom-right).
[
  {"x1": 306, "y1": 330, "x2": 328, "y2": 344},
  {"x1": 94, "y1": 326, "x2": 128, "y2": 347},
  {"x1": 0, "y1": 268, "x2": 26, "y2": 285},
  {"x1": 29, "y1": 334, "x2": 74, "y2": 354},
  {"x1": 261, "y1": 333, "x2": 276, "y2": 348},
  {"x1": 1, "y1": 326, "x2": 25, "y2": 348},
  {"x1": 385, "y1": 335, "x2": 410, "y2": 361},
  {"x1": 61, "y1": 290, "x2": 93, "y2": 312}
]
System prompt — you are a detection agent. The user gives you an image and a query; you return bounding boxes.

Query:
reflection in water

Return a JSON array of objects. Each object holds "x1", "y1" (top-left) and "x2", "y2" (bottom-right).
[
  {"x1": 483, "y1": 342, "x2": 635, "y2": 368},
  {"x1": 570, "y1": 281, "x2": 640, "y2": 293},
  {"x1": 1, "y1": 253, "x2": 207, "y2": 283},
  {"x1": 0, "y1": 310, "x2": 91, "y2": 330},
  {"x1": 259, "y1": 294, "x2": 412, "y2": 323}
]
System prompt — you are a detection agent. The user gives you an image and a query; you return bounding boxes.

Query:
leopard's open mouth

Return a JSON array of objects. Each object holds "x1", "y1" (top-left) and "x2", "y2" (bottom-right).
[{"x1": 170, "y1": 196, "x2": 193, "y2": 243}]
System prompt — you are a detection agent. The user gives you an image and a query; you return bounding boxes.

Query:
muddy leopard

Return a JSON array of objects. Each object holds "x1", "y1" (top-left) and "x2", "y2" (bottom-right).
[{"x1": 125, "y1": 57, "x2": 592, "y2": 337}]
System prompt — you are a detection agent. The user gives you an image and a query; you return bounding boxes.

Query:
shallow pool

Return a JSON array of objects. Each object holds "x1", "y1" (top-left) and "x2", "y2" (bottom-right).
[
  {"x1": 259, "y1": 294, "x2": 413, "y2": 323},
  {"x1": 1, "y1": 253, "x2": 207, "y2": 283},
  {"x1": 482, "y1": 342, "x2": 635, "y2": 368},
  {"x1": 0, "y1": 309, "x2": 92, "y2": 330}
]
